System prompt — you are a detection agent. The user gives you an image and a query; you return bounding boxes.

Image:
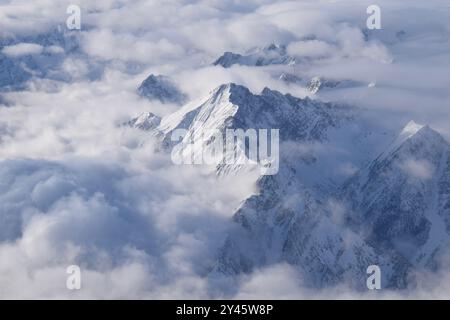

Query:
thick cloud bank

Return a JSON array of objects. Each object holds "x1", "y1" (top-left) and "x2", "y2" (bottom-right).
[{"x1": 0, "y1": 0, "x2": 450, "y2": 298}]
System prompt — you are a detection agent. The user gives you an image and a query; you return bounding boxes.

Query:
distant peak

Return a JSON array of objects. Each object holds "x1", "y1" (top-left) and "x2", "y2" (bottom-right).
[
  {"x1": 127, "y1": 111, "x2": 161, "y2": 131},
  {"x1": 379, "y1": 120, "x2": 447, "y2": 161},
  {"x1": 396, "y1": 120, "x2": 444, "y2": 145},
  {"x1": 399, "y1": 121, "x2": 443, "y2": 144},
  {"x1": 138, "y1": 74, "x2": 186, "y2": 105}
]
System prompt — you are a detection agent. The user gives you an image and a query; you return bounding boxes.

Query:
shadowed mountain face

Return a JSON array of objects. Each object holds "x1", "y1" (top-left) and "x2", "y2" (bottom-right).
[{"x1": 138, "y1": 74, "x2": 187, "y2": 105}]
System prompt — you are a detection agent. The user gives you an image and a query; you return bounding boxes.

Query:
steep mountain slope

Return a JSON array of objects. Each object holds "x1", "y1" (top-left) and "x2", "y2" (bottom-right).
[
  {"x1": 342, "y1": 121, "x2": 450, "y2": 269},
  {"x1": 215, "y1": 178, "x2": 409, "y2": 288}
]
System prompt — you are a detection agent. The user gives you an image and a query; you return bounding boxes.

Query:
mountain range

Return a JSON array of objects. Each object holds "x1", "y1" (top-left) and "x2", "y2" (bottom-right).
[
  {"x1": 129, "y1": 82, "x2": 450, "y2": 289},
  {"x1": 213, "y1": 44, "x2": 296, "y2": 68},
  {"x1": 2, "y1": 27, "x2": 447, "y2": 290}
]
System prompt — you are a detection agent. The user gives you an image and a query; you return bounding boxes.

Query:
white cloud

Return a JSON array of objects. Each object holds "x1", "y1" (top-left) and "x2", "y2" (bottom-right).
[
  {"x1": 2, "y1": 43, "x2": 44, "y2": 57},
  {"x1": 81, "y1": 29, "x2": 186, "y2": 64},
  {"x1": 400, "y1": 159, "x2": 434, "y2": 180},
  {"x1": 287, "y1": 40, "x2": 335, "y2": 58}
]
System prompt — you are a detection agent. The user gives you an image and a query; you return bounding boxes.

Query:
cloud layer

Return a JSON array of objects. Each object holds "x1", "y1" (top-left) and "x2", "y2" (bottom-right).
[{"x1": 0, "y1": 0, "x2": 450, "y2": 299}]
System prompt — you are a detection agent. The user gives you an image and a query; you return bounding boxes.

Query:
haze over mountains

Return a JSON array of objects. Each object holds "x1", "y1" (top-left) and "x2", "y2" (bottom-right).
[{"x1": 0, "y1": 0, "x2": 450, "y2": 299}]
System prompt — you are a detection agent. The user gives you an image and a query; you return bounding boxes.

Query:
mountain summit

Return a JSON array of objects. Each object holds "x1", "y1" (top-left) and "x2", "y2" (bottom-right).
[{"x1": 136, "y1": 83, "x2": 353, "y2": 175}]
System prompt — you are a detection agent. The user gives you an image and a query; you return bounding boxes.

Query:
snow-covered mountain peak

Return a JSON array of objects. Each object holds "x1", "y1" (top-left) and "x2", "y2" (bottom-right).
[
  {"x1": 131, "y1": 83, "x2": 355, "y2": 177},
  {"x1": 396, "y1": 120, "x2": 446, "y2": 145},
  {"x1": 406, "y1": 124, "x2": 446, "y2": 146},
  {"x1": 401, "y1": 120, "x2": 424, "y2": 137},
  {"x1": 127, "y1": 112, "x2": 161, "y2": 130},
  {"x1": 378, "y1": 120, "x2": 448, "y2": 163},
  {"x1": 213, "y1": 44, "x2": 295, "y2": 68},
  {"x1": 136, "y1": 82, "x2": 354, "y2": 140}
]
